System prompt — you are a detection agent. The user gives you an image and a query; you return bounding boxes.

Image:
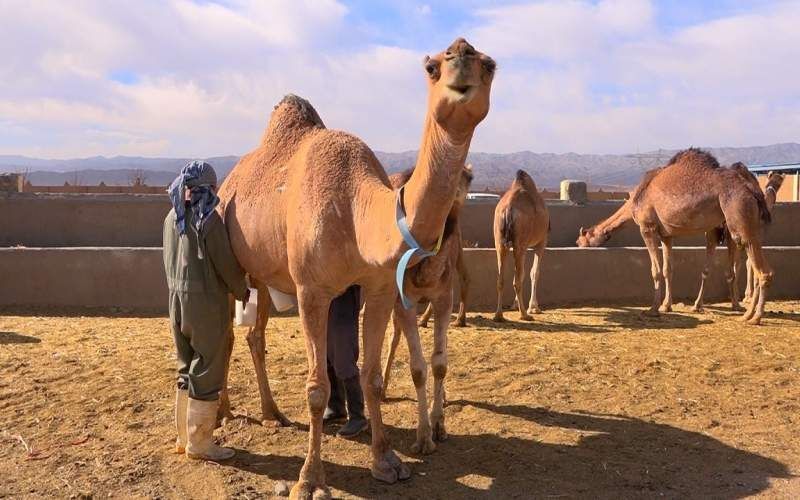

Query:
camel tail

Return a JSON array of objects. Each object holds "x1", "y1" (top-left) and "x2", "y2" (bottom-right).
[
  {"x1": 714, "y1": 226, "x2": 726, "y2": 245},
  {"x1": 500, "y1": 209, "x2": 514, "y2": 247},
  {"x1": 755, "y1": 191, "x2": 772, "y2": 225}
]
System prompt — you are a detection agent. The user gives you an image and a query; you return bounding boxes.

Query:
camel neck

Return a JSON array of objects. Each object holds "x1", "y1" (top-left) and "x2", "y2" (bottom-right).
[
  {"x1": 400, "y1": 116, "x2": 471, "y2": 250},
  {"x1": 595, "y1": 199, "x2": 633, "y2": 235},
  {"x1": 764, "y1": 184, "x2": 780, "y2": 212}
]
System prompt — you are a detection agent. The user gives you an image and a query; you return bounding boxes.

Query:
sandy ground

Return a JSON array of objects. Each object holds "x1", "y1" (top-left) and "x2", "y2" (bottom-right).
[{"x1": 1, "y1": 301, "x2": 799, "y2": 499}]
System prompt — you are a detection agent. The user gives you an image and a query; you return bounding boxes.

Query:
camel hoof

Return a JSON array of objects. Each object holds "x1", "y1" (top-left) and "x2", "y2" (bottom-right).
[
  {"x1": 410, "y1": 436, "x2": 437, "y2": 455},
  {"x1": 659, "y1": 305, "x2": 673, "y2": 313},
  {"x1": 492, "y1": 314, "x2": 505, "y2": 323},
  {"x1": 262, "y1": 409, "x2": 291, "y2": 427},
  {"x1": 520, "y1": 314, "x2": 533, "y2": 322},
  {"x1": 417, "y1": 320, "x2": 429, "y2": 328},
  {"x1": 747, "y1": 317, "x2": 762, "y2": 326},
  {"x1": 452, "y1": 318, "x2": 467, "y2": 327},
  {"x1": 432, "y1": 420, "x2": 448, "y2": 442},
  {"x1": 372, "y1": 451, "x2": 411, "y2": 484},
  {"x1": 690, "y1": 306, "x2": 703, "y2": 313},
  {"x1": 289, "y1": 481, "x2": 331, "y2": 500}
]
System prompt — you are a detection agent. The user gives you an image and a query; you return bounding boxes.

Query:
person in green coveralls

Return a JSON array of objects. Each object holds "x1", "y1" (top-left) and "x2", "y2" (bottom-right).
[{"x1": 163, "y1": 160, "x2": 249, "y2": 461}]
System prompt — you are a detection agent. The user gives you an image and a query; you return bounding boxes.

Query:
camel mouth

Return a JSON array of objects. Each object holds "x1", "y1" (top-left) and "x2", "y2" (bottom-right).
[{"x1": 446, "y1": 84, "x2": 476, "y2": 101}]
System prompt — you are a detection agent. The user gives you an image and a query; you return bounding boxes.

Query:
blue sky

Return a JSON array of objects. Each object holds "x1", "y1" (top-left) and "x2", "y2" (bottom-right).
[{"x1": 1, "y1": 0, "x2": 798, "y2": 158}]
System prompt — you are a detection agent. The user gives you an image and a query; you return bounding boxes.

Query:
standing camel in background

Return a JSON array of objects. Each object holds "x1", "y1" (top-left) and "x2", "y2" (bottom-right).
[
  {"x1": 380, "y1": 164, "x2": 473, "y2": 455},
  {"x1": 743, "y1": 170, "x2": 784, "y2": 303},
  {"x1": 493, "y1": 170, "x2": 549, "y2": 322},
  {"x1": 627, "y1": 148, "x2": 772, "y2": 324},
  {"x1": 576, "y1": 197, "x2": 739, "y2": 312},
  {"x1": 217, "y1": 38, "x2": 495, "y2": 498}
]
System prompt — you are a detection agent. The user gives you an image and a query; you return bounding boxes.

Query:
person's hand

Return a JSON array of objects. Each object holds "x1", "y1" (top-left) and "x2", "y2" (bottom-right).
[{"x1": 243, "y1": 288, "x2": 251, "y2": 306}]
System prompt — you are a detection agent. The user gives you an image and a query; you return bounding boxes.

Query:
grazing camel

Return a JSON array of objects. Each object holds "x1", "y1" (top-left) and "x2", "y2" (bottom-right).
[
  {"x1": 626, "y1": 148, "x2": 772, "y2": 324},
  {"x1": 576, "y1": 197, "x2": 740, "y2": 312},
  {"x1": 493, "y1": 170, "x2": 549, "y2": 322},
  {"x1": 743, "y1": 171, "x2": 784, "y2": 303},
  {"x1": 216, "y1": 38, "x2": 495, "y2": 498},
  {"x1": 380, "y1": 164, "x2": 473, "y2": 455}
]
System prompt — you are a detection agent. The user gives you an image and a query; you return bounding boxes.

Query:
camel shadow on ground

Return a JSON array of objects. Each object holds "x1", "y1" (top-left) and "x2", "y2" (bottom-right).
[
  {"x1": 227, "y1": 400, "x2": 790, "y2": 499},
  {"x1": 466, "y1": 315, "x2": 613, "y2": 334},
  {"x1": 599, "y1": 307, "x2": 713, "y2": 330},
  {"x1": 0, "y1": 331, "x2": 41, "y2": 344}
]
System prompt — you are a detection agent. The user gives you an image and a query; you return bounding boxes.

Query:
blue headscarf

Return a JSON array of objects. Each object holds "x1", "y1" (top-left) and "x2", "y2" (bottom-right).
[{"x1": 168, "y1": 160, "x2": 220, "y2": 237}]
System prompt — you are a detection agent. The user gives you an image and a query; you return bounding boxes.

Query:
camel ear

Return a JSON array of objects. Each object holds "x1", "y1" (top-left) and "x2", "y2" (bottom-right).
[
  {"x1": 579, "y1": 227, "x2": 587, "y2": 236},
  {"x1": 465, "y1": 163, "x2": 473, "y2": 172},
  {"x1": 423, "y1": 55, "x2": 440, "y2": 81}
]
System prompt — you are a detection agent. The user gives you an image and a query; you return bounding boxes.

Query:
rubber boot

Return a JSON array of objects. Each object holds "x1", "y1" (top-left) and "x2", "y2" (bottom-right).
[
  {"x1": 337, "y1": 375, "x2": 368, "y2": 438},
  {"x1": 186, "y1": 398, "x2": 235, "y2": 461},
  {"x1": 174, "y1": 388, "x2": 188, "y2": 453},
  {"x1": 323, "y1": 363, "x2": 346, "y2": 422}
]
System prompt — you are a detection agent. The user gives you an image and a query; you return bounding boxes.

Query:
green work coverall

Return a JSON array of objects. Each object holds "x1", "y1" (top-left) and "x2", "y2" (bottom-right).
[{"x1": 163, "y1": 208, "x2": 247, "y2": 401}]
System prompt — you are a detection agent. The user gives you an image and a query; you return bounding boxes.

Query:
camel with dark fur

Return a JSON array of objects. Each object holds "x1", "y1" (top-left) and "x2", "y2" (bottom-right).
[{"x1": 493, "y1": 170, "x2": 549, "y2": 322}]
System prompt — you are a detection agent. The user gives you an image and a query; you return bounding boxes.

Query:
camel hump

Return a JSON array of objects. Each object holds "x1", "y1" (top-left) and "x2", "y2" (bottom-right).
[
  {"x1": 667, "y1": 147, "x2": 720, "y2": 169},
  {"x1": 260, "y1": 94, "x2": 325, "y2": 147}
]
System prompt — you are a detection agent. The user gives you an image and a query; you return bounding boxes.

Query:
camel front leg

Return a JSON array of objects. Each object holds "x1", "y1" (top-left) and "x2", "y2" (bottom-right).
[
  {"x1": 429, "y1": 291, "x2": 452, "y2": 443},
  {"x1": 393, "y1": 300, "x2": 435, "y2": 454},
  {"x1": 641, "y1": 229, "x2": 663, "y2": 317},
  {"x1": 380, "y1": 311, "x2": 403, "y2": 401},
  {"x1": 727, "y1": 241, "x2": 744, "y2": 311},
  {"x1": 512, "y1": 246, "x2": 532, "y2": 321},
  {"x1": 743, "y1": 256, "x2": 754, "y2": 304},
  {"x1": 741, "y1": 242, "x2": 772, "y2": 325},
  {"x1": 362, "y1": 288, "x2": 412, "y2": 483},
  {"x1": 246, "y1": 283, "x2": 289, "y2": 426},
  {"x1": 692, "y1": 232, "x2": 717, "y2": 312},
  {"x1": 453, "y1": 246, "x2": 469, "y2": 327},
  {"x1": 290, "y1": 287, "x2": 332, "y2": 500},
  {"x1": 660, "y1": 237, "x2": 674, "y2": 312},
  {"x1": 493, "y1": 245, "x2": 509, "y2": 322},
  {"x1": 527, "y1": 242, "x2": 545, "y2": 315}
]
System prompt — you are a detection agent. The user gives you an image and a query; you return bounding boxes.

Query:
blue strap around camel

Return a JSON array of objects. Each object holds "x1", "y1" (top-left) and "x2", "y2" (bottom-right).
[{"x1": 395, "y1": 185, "x2": 444, "y2": 309}]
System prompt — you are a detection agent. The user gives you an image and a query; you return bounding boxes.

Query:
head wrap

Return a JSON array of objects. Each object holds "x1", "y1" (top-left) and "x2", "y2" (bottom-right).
[{"x1": 167, "y1": 160, "x2": 220, "y2": 237}]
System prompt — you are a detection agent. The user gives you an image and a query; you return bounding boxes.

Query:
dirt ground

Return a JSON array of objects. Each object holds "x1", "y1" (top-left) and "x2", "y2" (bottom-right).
[{"x1": 1, "y1": 301, "x2": 799, "y2": 499}]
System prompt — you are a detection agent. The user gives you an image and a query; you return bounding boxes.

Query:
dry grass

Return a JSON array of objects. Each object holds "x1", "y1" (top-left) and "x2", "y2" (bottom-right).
[{"x1": 1, "y1": 301, "x2": 799, "y2": 499}]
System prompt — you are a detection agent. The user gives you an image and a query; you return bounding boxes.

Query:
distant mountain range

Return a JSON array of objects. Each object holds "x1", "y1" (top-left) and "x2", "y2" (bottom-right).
[{"x1": 2, "y1": 142, "x2": 799, "y2": 191}]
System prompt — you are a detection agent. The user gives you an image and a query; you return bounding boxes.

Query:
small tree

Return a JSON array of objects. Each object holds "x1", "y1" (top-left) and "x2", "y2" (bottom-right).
[{"x1": 67, "y1": 170, "x2": 84, "y2": 186}]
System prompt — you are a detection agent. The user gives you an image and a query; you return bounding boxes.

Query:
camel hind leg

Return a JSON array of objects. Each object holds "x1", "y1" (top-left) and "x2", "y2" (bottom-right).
[
  {"x1": 418, "y1": 301, "x2": 433, "y2": 328},
  {"x1": 493, "y1": 244, "x2": 510, "y2": 322},
  {"x1": 453, "y1": 245, "x2": 469, "y2": 327},
  {"x1": 692, "y1": 232, "x2": 717, "y2": 312},
  {"x1": 727, "y1": 241, "x2": 744, "y2": 311},
  {"x1": 246, "y1": 282, "x2": 289, "y2": 426},
  {"x1": 660, "y1": 237, "x2": 674, "y2": 312},
  {"x1": 512, "y1": 244, "x2": 532, "y2": 321},
  {"x1": 526, "y1": 241, "x2": 545, "y2": 315}
]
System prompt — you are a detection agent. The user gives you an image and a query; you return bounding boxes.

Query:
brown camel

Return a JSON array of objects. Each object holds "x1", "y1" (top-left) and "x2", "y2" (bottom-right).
[
  {"x1": 743, "y1": 171, "x2": 784, "y2": 303},
  {"x1": 379, "y1": 164, "x2": 472, "y2": 455},
  {"x1": 493, "y1": 170, "x2": 549, "y2": 322},
  {"x1": 576, "y1": 197, "x2": 740, "y2": 312},
  {"x1": 624, "y1": 149, "x2": 772, "y2": 324},
  {"x1": 216, "y1": 38, "x2": 495, "y2": 498}
]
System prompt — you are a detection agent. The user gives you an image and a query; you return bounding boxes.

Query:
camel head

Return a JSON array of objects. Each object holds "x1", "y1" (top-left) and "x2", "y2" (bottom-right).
[
  {"x1": 423, "y1": 38, "x2": 495, "y2": 137},
  {"x1": 452, "y1": 163, "x2": 474, "y2": 210},
  {"x1": 576, "y1": 226, "x2": 609, "y2": 247},
  {"x1": 766, "y1": 171, "x2": 785, "y2": 191}
]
